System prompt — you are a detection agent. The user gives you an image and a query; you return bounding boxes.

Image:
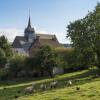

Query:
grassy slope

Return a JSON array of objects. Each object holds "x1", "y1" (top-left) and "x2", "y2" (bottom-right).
[
  {"x1": 19, "y1": 80, "x2": 100, "y2": 100},
  {"x1": 0, "y1": 69, "x2": 100, "y2": 100}
]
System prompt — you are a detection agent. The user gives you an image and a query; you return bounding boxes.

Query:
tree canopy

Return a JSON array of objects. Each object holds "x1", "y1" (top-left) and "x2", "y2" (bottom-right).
[
  {"x1": 0, "y1": 48, "x2": 7, "y2": 68},
  {"x1": 34, "y1": 44, "x2": 58, "y2": 77},
  {"x1": 67, "y1": 3, "x2": 100, "y2": 68},
  {"x1": 0, "y1": 35, "x2": 13, "y2": 59},
  {"x1": 0, "y1": 35, "x2": 13, "y2": 68}
]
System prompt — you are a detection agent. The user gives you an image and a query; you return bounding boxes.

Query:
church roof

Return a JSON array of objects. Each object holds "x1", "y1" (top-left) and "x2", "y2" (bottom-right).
[
  {"x1": 12, "y1": 36, "x2": 31, "y2": 51},
  {"x1": 12, "y1": 36, "x2": 25, "y2": 48},
  {"x1": 12, "y1": 34, "x2": 60, "y2": 52},
  {"x1": 28, "y1": 35, "x2": 60, "y2": 51},
  {"x1": 37, "y1": 38, "x2": 60, "y2": 47},
  {"x1": 12, "y1": 16, "x2": 61, "y2": 53},
  {"x1": 37, "y1": 34, "x2": 55, "y2": 39}
]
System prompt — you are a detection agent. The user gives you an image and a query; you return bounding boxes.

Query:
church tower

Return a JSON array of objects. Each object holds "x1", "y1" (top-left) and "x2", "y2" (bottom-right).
[{"x1": 24, "y1": 16, "x2": 36, "y2": 42}]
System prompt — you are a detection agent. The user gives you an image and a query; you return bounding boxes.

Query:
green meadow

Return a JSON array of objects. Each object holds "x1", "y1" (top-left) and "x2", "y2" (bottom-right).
[{"x1": 0, "y1": 69, "x2": 100, "y2": 100}]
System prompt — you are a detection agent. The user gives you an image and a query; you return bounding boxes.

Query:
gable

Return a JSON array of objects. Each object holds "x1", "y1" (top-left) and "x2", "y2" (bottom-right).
[
  {"x1": 12, "y1": 34, "x2": 61, "y2": 56},
  {"x1": 12, "y1": 36, "x2": 23, "y2": 48},
  {"x1": 28, "y1": 35, "x2": 61, "y2": 56},
  {"x1": 12, "y1": 36, "x2": 32, "y2": 51}
]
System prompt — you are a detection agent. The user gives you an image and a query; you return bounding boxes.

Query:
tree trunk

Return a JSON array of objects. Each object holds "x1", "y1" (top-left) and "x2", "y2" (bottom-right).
[{"x1": 47, "y1": 70, "x2": 54, "y2": 78}]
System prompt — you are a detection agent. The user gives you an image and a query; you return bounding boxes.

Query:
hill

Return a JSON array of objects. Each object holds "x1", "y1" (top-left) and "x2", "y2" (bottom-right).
[{"x1": 0, "y1": 69, "x2": 100, "y2": 100}]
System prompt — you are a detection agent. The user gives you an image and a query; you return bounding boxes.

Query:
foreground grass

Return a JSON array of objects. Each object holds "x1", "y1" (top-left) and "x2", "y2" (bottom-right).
[
  {"x1": 0, "y1": 69, "x2": 100, "y2": 100},
  {"x1": 19, "y1": 80, "x2": 100, "y2": 100}
]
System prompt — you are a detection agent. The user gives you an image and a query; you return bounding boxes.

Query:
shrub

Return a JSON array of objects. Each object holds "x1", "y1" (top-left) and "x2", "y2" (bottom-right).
[
  {"x1": 9, "y1": 54, "x2": 25, "y2": 78},
  {"x1": 0, "y1": 48, "x2": 7, "y2": 68},
  {"x1": 0, "y1": 68, "x2": 9, "y2": 81}
]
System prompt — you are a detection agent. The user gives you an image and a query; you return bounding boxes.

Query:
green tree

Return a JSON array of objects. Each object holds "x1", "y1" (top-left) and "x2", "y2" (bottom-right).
[
  {"x1": 35, "y1": 44, "x2": 58, "y2": 78},
  {"x1": 0, "y1": 48, "x2": 7, "y2": 68},
  {"x1": 9, "y1": 54, "x2": 25, "y2": 77},
  {"x1": 56, "y1": 48, "x2": 87, "y2": 71},
  {"x1": 23, "y1": 57, "x2": 40, "y2": 77},
  {"x1": 67, "y1": 3, "x2": 100, "y2": 68},
  {"x1": 0, "y1": 35, "x2": 13, "y2": 59}
]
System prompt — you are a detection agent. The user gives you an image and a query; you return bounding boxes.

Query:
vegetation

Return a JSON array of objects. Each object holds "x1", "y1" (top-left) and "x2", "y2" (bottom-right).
[
  {"x1": 0, "y1": 35, "x2": 13, "y2": 60},
  {"x1": 0, "y1": 3, "x2": 100, "y2": 100},
  {"x1": 0, "y1": 69, "x2": 99, "y2": 100},
  {"x1": 56, "y1": 48, "x2": 78, "y2": 71},
  {"x1": 34, "y1": 44, "x2": 58, "y2": 78},
  {"x1": 0, "y1": 36, "x2": 12, "y2": 68},
  {"x1": 67, "y1": 3, "x2": 100, "y2": 69},
  {"x1": 0, "y1": 48, "x2": 7, "y2": 68},
  {"x1": 9, "y1": 54, "x2": 25, "y2": 78},
  {"x1": 18, "y1": 44, "x2": 58, "y2": 78}
]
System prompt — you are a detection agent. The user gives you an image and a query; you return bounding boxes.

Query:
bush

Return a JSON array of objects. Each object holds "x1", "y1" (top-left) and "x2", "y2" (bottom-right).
[
  {"x1": 33, "y1": 44, "x2": 58, "y2": 77},
  {"x1": 56, "y1": 48, "x2": 77, "y2": 71},
  {"x1": 56, "y1": 47, "x2": 96, "y2": 72},
  {"x1": 9, "y1": 54, "x2": 25, "y2": 78},
  {"x1": 0, "y1": 68, "x2": 9, "y2": 81},
  {"x1": 0, "y1": 48, "x2": 7, "y2": 68}
]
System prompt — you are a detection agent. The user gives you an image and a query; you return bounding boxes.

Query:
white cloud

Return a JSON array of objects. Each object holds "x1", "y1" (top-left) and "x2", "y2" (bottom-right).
[
  {"x1": 0, "y1": 28, "x2": 69, "y2": 43},
  {"x1": 0, "y1": 28, "x2": 23, "y2": 42},
  {"x1": 55, "y1": 32, "x2": 70, "y2": 44}
]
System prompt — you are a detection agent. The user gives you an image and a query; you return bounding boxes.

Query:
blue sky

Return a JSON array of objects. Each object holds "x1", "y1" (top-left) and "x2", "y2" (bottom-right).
[{"x1": 0, "y1": 0, "x2": 99, "y2": 43}]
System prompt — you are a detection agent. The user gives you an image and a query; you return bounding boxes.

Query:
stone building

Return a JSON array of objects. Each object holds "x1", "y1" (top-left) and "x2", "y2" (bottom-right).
[
  {"x1": 12, "y1": 16, "x2": 60, "y2": 56},
  {"x1": 12, "y1": 16, "x2": 64, "y2": 75}
]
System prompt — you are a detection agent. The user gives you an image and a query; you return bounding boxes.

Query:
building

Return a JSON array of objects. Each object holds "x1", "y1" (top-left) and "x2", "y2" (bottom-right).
[
  {"x1": 12, "y1": 16, "x2": 64, "y2": 75},
  {"x1": 61, "y1": 44, "x2": 72, "y2": 48},
  {"x1": 12, "y1": 16, "x2": 60, "y2": 56}
]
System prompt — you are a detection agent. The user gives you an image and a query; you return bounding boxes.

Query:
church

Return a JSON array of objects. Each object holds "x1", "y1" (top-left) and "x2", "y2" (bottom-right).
[{"x1": 12, "y1": 16, "x2": 61, "y2": 56}]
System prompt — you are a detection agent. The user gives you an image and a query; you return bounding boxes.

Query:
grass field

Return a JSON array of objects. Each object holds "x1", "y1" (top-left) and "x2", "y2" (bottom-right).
[{"x1": 0, "y1": 69, "x2": 100, "y2": 100}]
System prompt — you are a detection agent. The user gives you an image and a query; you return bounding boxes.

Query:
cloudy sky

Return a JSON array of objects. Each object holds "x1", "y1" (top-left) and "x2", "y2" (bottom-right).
[{"x1": 0, "y1": 0, "x2": 99, "y2": 43}]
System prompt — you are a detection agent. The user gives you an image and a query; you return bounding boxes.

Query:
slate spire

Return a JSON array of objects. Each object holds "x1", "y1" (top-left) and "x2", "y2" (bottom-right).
[
  {"x1": 28, "y1": 15, "x2": 31, "y2": 28},
  {"x1": 24, "y1": 10, "x2": 36, "y2": 40},
  {"x1": 27, "y1": 9, "x2": 31, "y2": 28}
]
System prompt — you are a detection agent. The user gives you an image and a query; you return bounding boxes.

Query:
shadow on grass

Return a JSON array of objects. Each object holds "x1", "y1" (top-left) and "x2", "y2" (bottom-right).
[
  {"x1": 0, "y1": 76, "x2": 50, "y2": 86},
  {"x1": 0, "y1": 68, "x2": 99, "y2": 86}
]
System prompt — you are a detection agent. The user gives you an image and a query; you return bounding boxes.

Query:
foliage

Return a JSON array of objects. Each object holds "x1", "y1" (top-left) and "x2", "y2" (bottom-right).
[
  {"x1": 23, "y1": 57, "x2": 41, "y2": 77},
  {"x1": 67, "y1": 3, "x2": 100, "y2": 68},
  {"x1": 34, "y1": 44, "x2": 58, "y2": 77},
  {"x1": 0, "y1": 68, "x2": 9, "y2": 81},
  {"x1": 0, "y1": 48, "x2": 7, "y2": 68},
  {"x1": 56, "y1": 48, "x2": 86, "y2": 71},
  {"x1": 24, "y1": 57, "x2": 35, "y2": 71},
  {"x1": 56, "y1": 48, "x2": 74, "y2": 68},
  {"x1": 0, "y1": 69, "x2": 99, "y2": 100},
  {"x1": 9, "y1": 54, "x2": 25, "y2": 77},
  {"x1": 0, "y1": 36, "x2": 13, "y2": 59}
]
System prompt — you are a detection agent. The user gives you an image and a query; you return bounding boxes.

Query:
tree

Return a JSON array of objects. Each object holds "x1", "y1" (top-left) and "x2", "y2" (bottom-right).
[
  {"x1": 55, "y1": 47, "x2": 90, "y2": 72},
  {"x1": 0, "y1": 35, "x2": 13, "y2": 59},
  {"x1": 9, "y1": 54, "x2": 25, "y2": 77},
  {"x1": 0, "y1": 48, "x2": 7, "y2": 68},
  {"x1": 23, "y1": 57, "x2": 40, "y2": 77},
  {"x1": 34, "y1": 44, "x2": 58, "y2": 78},
  {"x1": 55, "y1": 48, "x2": 77, "y2": 71},
  {"x1": 67, "y1": 3, "x2": 100, "y2": 68}
]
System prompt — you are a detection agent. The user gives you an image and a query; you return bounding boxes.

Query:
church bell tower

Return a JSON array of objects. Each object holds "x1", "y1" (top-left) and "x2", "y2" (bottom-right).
[{"x1": 24, "y1": 16, "x2": 36, "y2": 42}]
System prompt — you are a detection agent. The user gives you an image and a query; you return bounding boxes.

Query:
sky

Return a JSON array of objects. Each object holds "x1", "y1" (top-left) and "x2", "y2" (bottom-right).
[{"x1": 0, "y1": 0, "x2": 99, "y2": 43}]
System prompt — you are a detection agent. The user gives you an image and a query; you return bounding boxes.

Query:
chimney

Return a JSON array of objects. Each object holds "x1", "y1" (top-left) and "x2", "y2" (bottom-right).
[{"x1": 36, "y1": 36, "x2": 40, "y2": 42}]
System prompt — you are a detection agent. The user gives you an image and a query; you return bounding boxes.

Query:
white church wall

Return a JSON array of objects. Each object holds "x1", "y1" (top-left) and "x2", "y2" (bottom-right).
[
  {"x1": 53, "y1": 67, "x2": 64, "y2": 75},
  {"x1": 14, "y1": 48, "x2": 29, "y2": 56}
]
